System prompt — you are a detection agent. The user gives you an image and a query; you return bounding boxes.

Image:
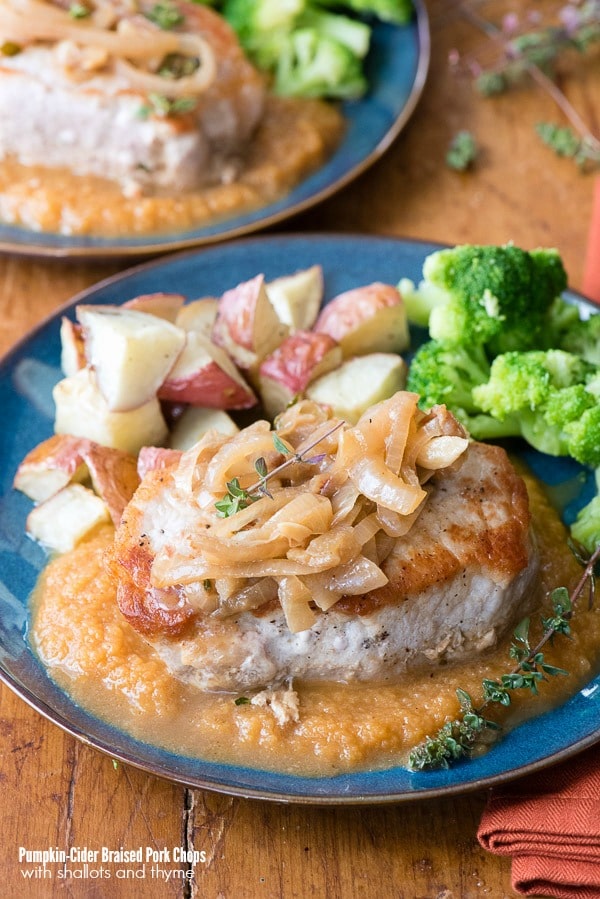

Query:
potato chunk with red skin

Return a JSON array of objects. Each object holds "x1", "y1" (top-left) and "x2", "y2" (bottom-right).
[
  {"x1": 76, "y1": 305, "x2": 186, "y2": 413},
  {"x1": 14, "y1": 433, "x2": 140, "y2": 525},
  {"x1": 158, "y1": 331, "x2": 257, "y2": 410},
  {"x1": 123, "y1": 293, "x2": 186, "y2": 323},
  {"x1": 54, "y1": 368, "x2": 168, "y2": 455},
  {"x1": 175, "y1": 298, "x2": 219, "y2": 336},
  {"x1": 259, "y1": 331, "x2": 342, "y2": 418},
  {"x1": 266, "y1": 265, "x2": 324, "y2": 331},
  {"x1": 314, "y1": 283, "x2": 409, "y2": 358},
  {"x1": 211, "y1": 274, "x2": 289, "y2": 374}
]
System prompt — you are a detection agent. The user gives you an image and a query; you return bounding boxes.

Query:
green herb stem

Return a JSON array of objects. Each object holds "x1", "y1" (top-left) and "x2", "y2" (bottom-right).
[
  {"x1": 215, "y1": 420, "x2": 345, "y2": 518},
  {"x1": 460, "y1": 3, "x2": 600, "y2": 160}
]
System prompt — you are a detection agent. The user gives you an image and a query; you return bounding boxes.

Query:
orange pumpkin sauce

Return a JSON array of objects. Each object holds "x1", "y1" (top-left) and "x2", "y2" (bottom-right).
[
  {"x1": 31, "y1": 474, "x2": 600, "y2": 777},
  {"x1": 0, "y1": 97, "x2": 343, "y2": 237}
]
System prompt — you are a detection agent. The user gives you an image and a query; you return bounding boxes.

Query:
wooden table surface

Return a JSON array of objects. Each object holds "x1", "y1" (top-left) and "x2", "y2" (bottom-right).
[{"x1": 1, "y1": 2, "x2": 598, "y2": 897}]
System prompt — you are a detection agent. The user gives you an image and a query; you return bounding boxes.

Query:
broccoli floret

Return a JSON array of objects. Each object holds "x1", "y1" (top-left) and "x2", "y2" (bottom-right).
[
  {"x1": 313, "y1": 0, "x2": 412, "y2": 24},
  {"x1": 543, "y1": 384, "x2": 596, "y2": 426},
  {"x1": 559, "y1": 313, "x2": 600, "y2": 366},
  {"x1": 544, "y1": 295, "x2": 581, "y2": 346},
  {"x1": 417, "y1": 244, "x2": 567, "y2": 353},
  {"x1": 223, "y1": 0, "x2": 305, "y2": 66},
  {"x1": 564, "y1": 406, "x2": 600, "y2": 467},
  {"x1": 298, "y1": 8, "x2": 371, "y2": 57},
  {"x1": 471, "y1": 350, "x2": 600, "y2": 460},
  {"x1": 223, "y1": 0, "x2": 305, "y2": 38},
  {"x1": 406, "y1": 339, "x2": 518, "y2": 439},
  {"x1": 398, "y1": 277, "x2": 449, "y2": 328},
  {"x1": 571, "y1": 470, "x2": 600, "y2": 553},
  {"x1": 473, "y1": 352, "x2": 551, "y2": 418},
  {"x1": 223, "y1": 0, "x2": 379, "y2": 97},
  {"x1": 274, "y1": 28, "x2": 367, "y2": 98},
  {"x1": 473, "y1": 350, "x2": 593, "y2": 418},
  {"x1": 408, "y1": 340, "x2": 489, "y2": 412},
  {"x1": 584, "y1": 371, "x2": 600, "y2": 398}
]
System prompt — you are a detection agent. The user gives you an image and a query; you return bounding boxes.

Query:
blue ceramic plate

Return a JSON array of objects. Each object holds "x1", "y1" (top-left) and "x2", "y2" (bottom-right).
[
  {"x1": 1, "y1": 234, "x2": 599, "y2": 804},
  {"x1": 0, "y1": 7, "x2": 429, "y2": 260}
]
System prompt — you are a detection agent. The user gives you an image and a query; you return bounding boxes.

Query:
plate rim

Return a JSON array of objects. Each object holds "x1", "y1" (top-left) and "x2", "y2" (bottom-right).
[
  {"x1": 0, "y1": 3, "x2": 430, "y2": 261},
  {"x1": 2, "y1": 231, "x2": 599, "y2": 805}
]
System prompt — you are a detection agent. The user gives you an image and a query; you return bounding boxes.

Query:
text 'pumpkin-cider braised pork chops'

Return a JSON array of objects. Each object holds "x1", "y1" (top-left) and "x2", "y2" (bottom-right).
[
  {"x1": 0, "y1": 0, "x2": 266, "y2": 194},
  {"x1": 108, "y1": 394, "x2": 539, "y2": 692}
]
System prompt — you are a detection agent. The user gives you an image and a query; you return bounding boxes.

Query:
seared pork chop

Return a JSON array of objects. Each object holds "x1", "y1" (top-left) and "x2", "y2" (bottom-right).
[
  {"x1": 0, "y1": 2, "x2": 265, "y2": 193},
  {"x1": 111, "y1": 436, "x2": 538, "y2": 691}
]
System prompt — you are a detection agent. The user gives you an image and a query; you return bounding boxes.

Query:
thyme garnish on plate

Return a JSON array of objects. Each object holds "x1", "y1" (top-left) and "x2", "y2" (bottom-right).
[
  {"x1": 214, "y1": 420, "x2": 344, "y2": 519},
  {"x1": 453, "y1": 2, "x2": 600, "y2": 170},
  {"x1": 408, "y1": 541, "x2": 600, "y2": 772},
  {"x1": 138, "y1": 94, "x2": 198, "y2": 119},
  {"x1": 446, "y1": 130, "x2": 478, "y2": 171},
  {"x1": 145, "y1": 0, "x2": 184, "y2": 31}
]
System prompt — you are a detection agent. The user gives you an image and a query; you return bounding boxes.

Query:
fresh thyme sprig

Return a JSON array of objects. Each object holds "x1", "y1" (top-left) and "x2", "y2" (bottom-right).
[
  {"x1": 536, "y1": 123, "x2": 600, "y2": 169},
  {"x1": 214, "y1": 420, "x2": 345, "y2": 519},
  {"x1": 446, "y1": 130, "x2": 478, "y2": 171},
  {"x1": 408, "y1": 540, "x2": 600, "y2": 772},
  {"x1": 456, "y1": 2, "x2": 600, "y2": 170}
]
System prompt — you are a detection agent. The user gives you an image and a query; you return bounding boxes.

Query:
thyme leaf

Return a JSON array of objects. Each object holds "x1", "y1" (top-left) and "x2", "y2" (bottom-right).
[
  {"x1": 214, "y1": 420, "x2": 345, "y2": 518},
  {"x1": 69, "y1": 2, "x2": 90, "y2": 18},
  {"x1": 446, "y1": 130, "x2": 478, "y2": 171},
  {"x1": 138, "y1": 94, "x2": 197, "y2": 119},
  {"x1": 536, "y1": 123, "x2": 600, "y2": 169},
  {"x1": 273, "y1": 433, "x2": 293, "y2": 456},
  {"x1": 145, "y1": 0, "x2": 184, "y2": 30},
  {"x1": 254, "y1": 457, "x2": 268, "y2": 479},
  {"x1": 214, "y1": 477, "x2": 255, "y2": 518}
]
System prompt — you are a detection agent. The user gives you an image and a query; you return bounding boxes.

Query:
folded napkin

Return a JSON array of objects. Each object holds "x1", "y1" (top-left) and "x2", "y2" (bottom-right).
[{"x1": 478, "y1": 744, "x2": 600, "y2": 898}]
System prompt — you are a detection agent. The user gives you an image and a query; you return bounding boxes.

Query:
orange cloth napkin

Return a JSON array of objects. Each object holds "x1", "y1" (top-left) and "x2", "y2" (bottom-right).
[
  {"x1": 583, "y1": 177, "x2": 600, "y2": 304},
  {"x1": 477, "y1": 744, "x2": 600, "y2": 898}
]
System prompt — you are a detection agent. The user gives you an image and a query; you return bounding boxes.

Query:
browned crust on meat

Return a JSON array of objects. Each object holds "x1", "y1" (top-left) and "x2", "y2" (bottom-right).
[
  {"x1": 114, "y1": 575, "x2": 194, "y2": 637},
  {"x1": 108, "y1": 464, "x2": 195, "y2": 637},
  {"x1": 336, "y1": 443, "x2": 531, "y2": 616}
]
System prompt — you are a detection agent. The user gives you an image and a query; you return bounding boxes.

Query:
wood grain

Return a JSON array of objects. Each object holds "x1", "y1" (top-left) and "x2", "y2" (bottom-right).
[{"x1": 1, "y1": 1, "x2": 598, "y2": 896}]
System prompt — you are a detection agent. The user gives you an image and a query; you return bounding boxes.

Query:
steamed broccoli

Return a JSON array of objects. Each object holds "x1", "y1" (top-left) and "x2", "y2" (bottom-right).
[
  {"x1": 473, "y1": 350, "x2": 593, "y2": 414},
  {"x1": 571, "y1": 470, "x2": 600, "y2": 553},
  {"x1": 398, "y1": 276, "x2": 449, "y2": 328},
  {"x1": 406, "y1": 340, "x2": 519, "y2": 439},
  {"x1": 472, "y1": 350, "x2": 600, "y2": 464},
  {"x1": 559, "y1": 313, "x2": 600, "y2": 366},
  {"x1": 274, "y1": 28, "x2": 367, "y2": 98},
  {"x1": 299, "y1": 8, "x2": 371, "y2": 57},
  {"x1": 314, "y1": 0, "x2": 413, "y2": 25},
  {"x1": 544, "y1": 295, "x2": 582, "y2": 346},
  {"x1": 223, "y1": 0, "x2": 305, "y2": 68},
  {"x1": 401, "y1": 244, "x2": 568, "y2": 354},
  {"x1": 221, "y1": 0, "x2": 405, "y2": 98},
  {"x1": 402, "y1": 241, "x2": 600, "y2": 549},
  {"x1": 408, "y1": 339, "x2": 600, "y2": 464}
]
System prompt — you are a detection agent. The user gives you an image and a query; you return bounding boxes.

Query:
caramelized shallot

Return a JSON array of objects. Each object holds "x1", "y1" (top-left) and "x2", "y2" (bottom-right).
[{"x1": 149, "y1": 394, "x2": 469, "y2": 633}]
